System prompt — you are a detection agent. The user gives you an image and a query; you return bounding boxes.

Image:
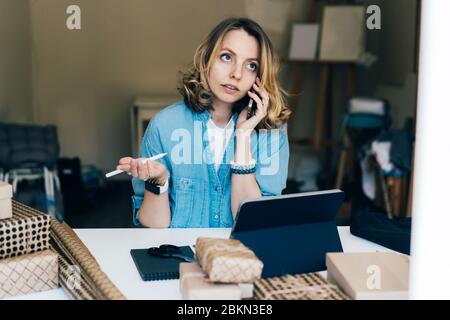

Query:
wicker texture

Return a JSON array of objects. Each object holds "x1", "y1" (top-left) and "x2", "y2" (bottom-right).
[
  {"x1": 254, "y1": 273, "x2": 350, "y2": 300},
  {"x1": 195, "y1": 237, "x2": 263, "y2": 283},
  {"x1": 0, "y1": 249, "x2": 58, "y2": 298}
]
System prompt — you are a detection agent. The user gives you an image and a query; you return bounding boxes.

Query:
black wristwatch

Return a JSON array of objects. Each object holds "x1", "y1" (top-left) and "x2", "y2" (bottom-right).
[{"x1": 144, "y1": 175, "x2": 169, "y2": 195}]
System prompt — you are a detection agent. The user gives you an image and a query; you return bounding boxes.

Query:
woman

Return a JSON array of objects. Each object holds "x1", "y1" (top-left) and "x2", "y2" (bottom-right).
[{"x1": 117, "y1": 17, "x2": 291, "y2": 228}]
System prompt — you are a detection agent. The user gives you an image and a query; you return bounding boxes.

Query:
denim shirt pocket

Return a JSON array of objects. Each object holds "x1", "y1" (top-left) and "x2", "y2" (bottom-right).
[{"x1": 170, "y1": 177, "x2": 205, "y2": 228}]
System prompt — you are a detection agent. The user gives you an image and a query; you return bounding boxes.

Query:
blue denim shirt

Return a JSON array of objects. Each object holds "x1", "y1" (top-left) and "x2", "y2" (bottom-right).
[{"x1": 132, "y1": 100, "x2": 289, "y2": 228}]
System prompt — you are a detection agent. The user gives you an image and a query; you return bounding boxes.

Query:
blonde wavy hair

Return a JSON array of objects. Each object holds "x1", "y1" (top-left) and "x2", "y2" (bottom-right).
[{"x1": 177, "y1": 17, "x2": 291, "y2": 130}]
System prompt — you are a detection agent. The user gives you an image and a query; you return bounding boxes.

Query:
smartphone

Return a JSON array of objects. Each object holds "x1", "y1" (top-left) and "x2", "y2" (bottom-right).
[{"x1": 246, "y1": 89, "x2": 257, "y2": 119}]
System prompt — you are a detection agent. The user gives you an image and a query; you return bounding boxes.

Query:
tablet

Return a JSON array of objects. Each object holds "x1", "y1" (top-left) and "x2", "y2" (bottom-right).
[{"x1": 231, "y1": 189, "x2": 345, "y2": 277}]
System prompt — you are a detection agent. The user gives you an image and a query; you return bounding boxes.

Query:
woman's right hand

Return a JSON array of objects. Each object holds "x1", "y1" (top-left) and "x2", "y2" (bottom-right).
[{"x1": 117, "y1": 157, "x2": 168, "y2": 184}]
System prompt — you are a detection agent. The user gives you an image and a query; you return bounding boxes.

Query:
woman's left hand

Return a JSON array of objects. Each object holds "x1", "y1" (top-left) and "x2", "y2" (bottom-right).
[{"x1": 236, "y1": 77, "x2": 269, "y2": 133}]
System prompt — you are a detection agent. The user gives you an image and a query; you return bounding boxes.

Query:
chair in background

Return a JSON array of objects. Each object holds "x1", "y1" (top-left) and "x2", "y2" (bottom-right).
[
  {"x1": 335, "y1": 96, "x2": 391, "y2": 190},
  {"x1": 334, "y1": 97, "x2": 391, "y2": 222},
  {"x1": 0, "y1": 122, "x2": 63, "y2": 220}
]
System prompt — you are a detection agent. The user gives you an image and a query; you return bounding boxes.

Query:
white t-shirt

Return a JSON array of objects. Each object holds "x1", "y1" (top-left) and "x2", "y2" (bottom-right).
[{"x1": 206, "y1": 117, "x2": 234, "y2": 172}]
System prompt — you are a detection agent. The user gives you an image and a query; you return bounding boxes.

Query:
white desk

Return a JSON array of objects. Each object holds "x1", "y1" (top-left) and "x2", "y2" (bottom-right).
[{"x1": 7, "y1": 227, "x2": 393, "y2": 300}]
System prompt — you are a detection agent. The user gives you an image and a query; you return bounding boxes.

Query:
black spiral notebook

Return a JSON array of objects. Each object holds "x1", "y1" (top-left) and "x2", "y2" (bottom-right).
[{"x1": 130, "y1": 246, "x2": 195, "y2": 281}]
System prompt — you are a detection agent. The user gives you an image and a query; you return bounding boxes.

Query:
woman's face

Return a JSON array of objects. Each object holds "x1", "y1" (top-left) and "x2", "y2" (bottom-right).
[{"x1": 208, "y1": 29, "x2": 260, "y2": 107}]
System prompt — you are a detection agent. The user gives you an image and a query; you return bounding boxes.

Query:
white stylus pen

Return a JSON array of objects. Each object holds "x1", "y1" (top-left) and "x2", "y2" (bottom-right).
[{"x1": 105, "y1": 153, "x2": 167, "y2": 178}]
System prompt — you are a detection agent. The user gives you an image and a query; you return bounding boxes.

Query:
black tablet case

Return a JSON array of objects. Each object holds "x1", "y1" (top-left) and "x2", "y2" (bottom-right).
[
  {"x1": 231, "y1": 190, "x2": 345, "y2": 278},
  {"x1": 130, "y1": 246, "x2": 195, "y2": 281}
]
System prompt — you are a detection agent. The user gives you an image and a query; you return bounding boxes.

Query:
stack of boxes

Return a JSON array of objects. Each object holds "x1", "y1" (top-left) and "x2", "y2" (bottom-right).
[
  {"x1": 180, "y1": 237, "x2": 352, "y2": 300},
  {"x1": 179, "y1": 237, "x2": 263, "y2": 300},
  {"x1": 0, "y1": 181, "x2": 59, "y2": 299}
]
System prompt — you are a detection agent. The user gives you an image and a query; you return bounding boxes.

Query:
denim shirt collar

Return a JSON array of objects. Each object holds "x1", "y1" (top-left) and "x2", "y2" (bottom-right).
[{"x1": 193, "y1": 109, "x2": 239, "y2": 124}]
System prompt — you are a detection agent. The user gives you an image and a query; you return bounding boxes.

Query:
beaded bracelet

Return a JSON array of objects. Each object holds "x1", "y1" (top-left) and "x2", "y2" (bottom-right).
[
  {"x1": 230, "y1": 159, "x2": 256, "y2": 175},
  {"x1": 231, "y1": 167, "x2": 257, "y2": 175}
]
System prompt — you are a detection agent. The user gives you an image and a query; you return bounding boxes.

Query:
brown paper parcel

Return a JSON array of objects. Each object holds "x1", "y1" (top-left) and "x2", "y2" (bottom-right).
[
  {"x1": 0, "y1": 248, "x2": 59, "y2": 299},
  {"x1": 7, "y1": 200, "x2": 125, "y2": 300},
  {"x1": 179, "y1": 262, "x2": 242, "y2": 300},
  {"x1": 195, "y1": 237, "x2": 263, "y2": 283},
  {"x1": 0, "y1": 201, "x2": 50, "y2": 259},
  {"x1": 254, "y1": 272, "x2": 350, "y2": 300}
]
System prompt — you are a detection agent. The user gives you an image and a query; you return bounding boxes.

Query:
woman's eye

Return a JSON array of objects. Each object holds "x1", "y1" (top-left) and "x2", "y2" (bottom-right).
[
  {"x1": 220, "y1": 54, "x2": 232, "y2": 62},
  {"x1": 247, "y1": 62, "x2": 258, "y2": 72}
]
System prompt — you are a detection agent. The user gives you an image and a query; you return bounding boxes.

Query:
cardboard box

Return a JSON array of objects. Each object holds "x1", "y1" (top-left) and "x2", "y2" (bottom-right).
[
  {"x1": 179, "y1": 263, "x2": 242, "y2": 300},
  {"x1": 195, "y1": 237, "x2": 263, "y2": 283},
  {"x1": 238, "y1": 283, "x2": 254, "y2": 299},
  {"x1": 0, "y1": 182, "x2": 13, "y2": 220},
  {"x1": 0, "y1": 201, "x2": 50, "y2": 259},
  {"x1": 254, "y1": 272, "x2": 350, "y2": 300},
  {"x1": 0, "y1": 249, "x2": 59, "y2": 298},
  {"x1": 326, "y1": 252, "x2": 409, "y2": 300}
]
